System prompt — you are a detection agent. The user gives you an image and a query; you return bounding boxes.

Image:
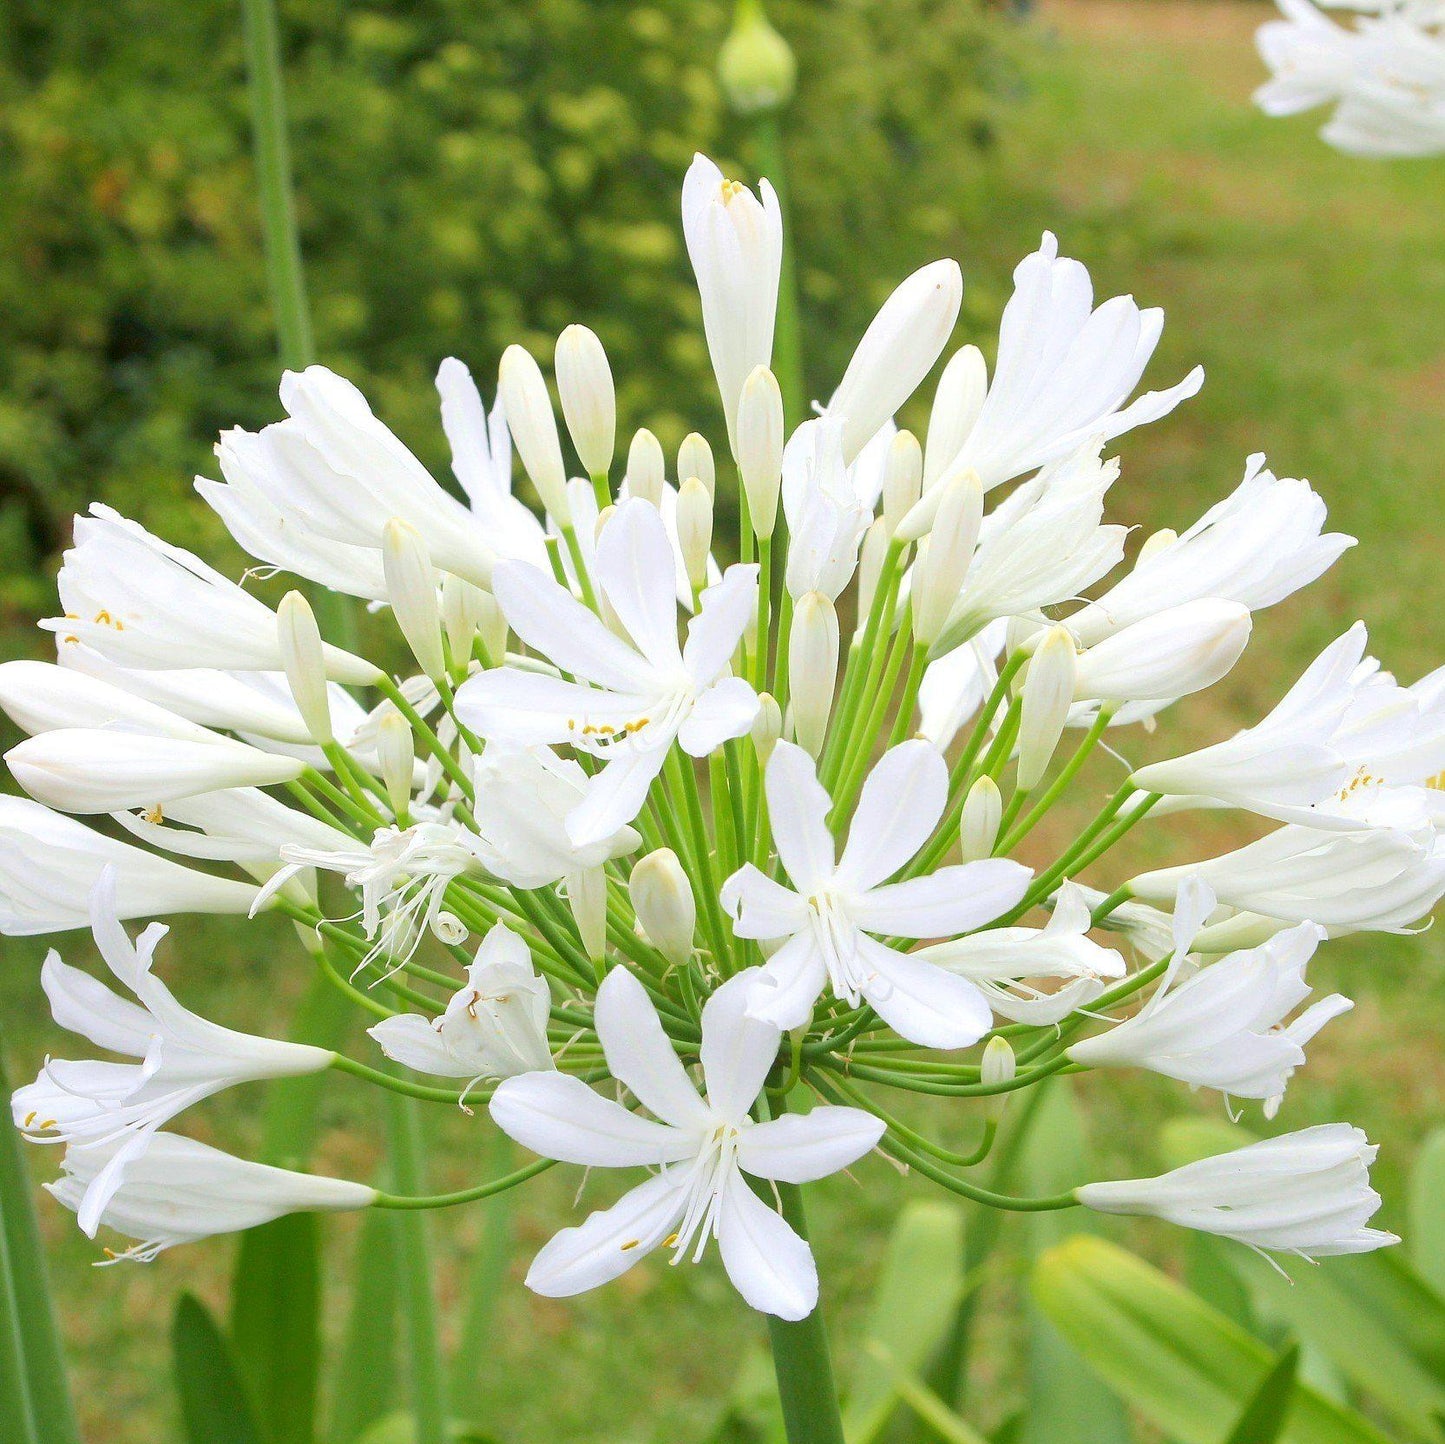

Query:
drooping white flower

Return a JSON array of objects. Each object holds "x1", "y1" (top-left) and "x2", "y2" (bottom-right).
[
  {"x1": 720, "y1": 741, "x2": 1032, "y2": 1047},
  {"x1": 1068, "y1": 918, "x2": 1351, "y2": 1114},
  {"x1": 369, "y1": 922, "x2": 553, "y2": 1089},
  {"x1": 1076, "y1": 1124, "x2": 1398, "y2": 1258},
  {"x1": 43, "y1": 505, "x2": 379, "y2": 683},
  {"x1": 47, "y1": 1132, "x2": 374, "y2": 1261},
  {"x1": 916, "y1": 882, "x2": 1127, "y2": 1025},
  {"x1": 490, "y1": 966, "x2": 883, "y2": 1319},
  {"x1": 457, "y1": 499, "x2": 760, "y2": 845},
  {"x1": 682, "y1": 154, "x2": 783, "y2": 449},
  {"x1": 13, "y1": 873, "x2": 334, "y2": 1229},
  {"x1": 1066, "y1": 456, "x2": 1353, "y2": 647}
]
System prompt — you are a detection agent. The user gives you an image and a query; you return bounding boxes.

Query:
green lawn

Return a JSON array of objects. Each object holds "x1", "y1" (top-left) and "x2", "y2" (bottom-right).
[{"x1": 3, "y1": 2, "x2": 1445, "y2": 1439}]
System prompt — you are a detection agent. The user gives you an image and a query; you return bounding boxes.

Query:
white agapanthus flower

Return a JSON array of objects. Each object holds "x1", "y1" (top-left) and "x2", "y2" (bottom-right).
[{"x1": 491, "y1": 967, "x2": 883, "y2": 1319}]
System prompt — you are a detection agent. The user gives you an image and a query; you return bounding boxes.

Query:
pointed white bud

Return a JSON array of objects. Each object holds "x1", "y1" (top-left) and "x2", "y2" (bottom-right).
[
  {"x1": 912, "y1": 471, "x2": 984, "y2": 646},
  {"x1": 440, "y1": 572, "x2": 486, "y2": 672},
  {"x1": 625, "y1": 428, "x2": 666, "y2": 508},
  {"x1": 1074, "y1": 600, "x2": 1252, "y2": 705},
  {"x1": 881, "y1": 430, "x2": 924, "y2": 537},
  {"x1": 678, "y1": 431, "x2": 716, "y2": 500},
  {"x1": 981, "y1": 1035, "x2": 1016, "y2": 1121},
  {"x1": 277, "y1": 591, "x2": 333, "y2": 744},
  {"x1": 788, "y1": 592, "x2": 839, "y2": 758},
  {"x1": 856, "y1": 519, "x2": 890, "y2": 630},
  {"x1": 555, "y1": 324, "x2": 615, "y2": 479},
  {"x1": 751, "y1": 692, "x2": 783, "y2": 768},
  {"x1": 736, "y1": 365, "x2": 784, "y2": 537},
  {"x1": 830, "y1": 259, "x2": 963, "y2": 465},
  {"x1": 630, "y1": 848, "x2": 697, "y2": 968},
  {"x1": 1137, "y1": 527, "x2": 1178, "y2": 564},
  {"x1": 474, "y1": 588, "x2": 509, "y2": 667},
  {"x1": 568, "y1": 865, "x2": 608, "y2": 964},
  {"x1": 498, "y1": 345, "x2": 569, "y2": 520},
  {"x1": 676, "y1": 478, "x2": 714, "y2": 593},
  {"x1": 1017, "y1": 626, "x2": 1078, "y2": 790},
  {"x1": 382, "y1": 519, "x2": 447, "y2": 682},
  {"x1": 377, "y1": 711, "x2": 415, "y2": 819},
  {"x1": 925, "y1": 345, "x2": 988, "y2": 488},
  {"x1": 959, "y1": 776, "x2": 1003, "y2": 862}
]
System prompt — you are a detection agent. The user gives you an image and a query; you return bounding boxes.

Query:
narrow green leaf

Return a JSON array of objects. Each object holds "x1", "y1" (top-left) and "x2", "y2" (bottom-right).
[
  {"x1": 1224, "y1": 1343, "x2": 1300, "y2": 1444},
  {"x1": 859, "y1": 1343, "x2": 990, "y2": 1444},
  {"x1": 171, "y1": 1292, "x2": 264, "y2": 1444},
  {"x1": 1033, "y1": 1236, "x2": 1394, "y2": 1444},
  {"x1": 0, "y1": 1038, "x2": 81, "y2": 1444},
  {"x1": 330, "y1": 1207, "x2": 401, "y2": 1444},
  {"x1": 1409, "y1": 1130, "x2": 1445, "y2": 1300}
]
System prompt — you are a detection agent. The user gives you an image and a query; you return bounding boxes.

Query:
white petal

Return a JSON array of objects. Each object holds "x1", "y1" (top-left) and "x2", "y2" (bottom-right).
[
  {"x1": 720, "y1": 865, "x2": 809, "y2": 940},
  {"x1": 856, "y1": 936, "x2": 993, "y2": 1049},
  {"x1": 745, "y1": 931, "x2": 828, "y2": 1031},
  {"x1": 594, "y1": 967, "x2": 709, "y2": 1129},
  {"x1": 683, "y1": 565, "x2": 760, "y2": 684},
  {"x1": 565, "y1": 743, "x2": 671, "y2": 848},
  {"x1": 595, "y1": 500, "x2": 684, "y2": 671},
  {"x1": 837, "y1": 740, "x2": 949, "y2": 891},
  {"x1": 489, "y1": 1072, "x2": 693, "y2": 1166},
  {"x1": 765, "y1": 742, "x2": 836, "y2": 893},
  {"x1": 525, "y1": 1172, "x2": 686, "y2": 1298},
  {"x1": 700, "y1": 969, "x2": 781, "y2": 1121},
  {"x1": 368, "y1": 1016, "x2": 471, "y2": 1078},
  {"x1": 717, "y1": 1171, "x2": 818, "y2": 1320},
  {"x1": 738, "y1": 1106, "x2": 884, "y2": 1183},
  {"x1": 678, "y1": 677, "x2": 760, "y2": 756},
  {"x1": 456, "y1": 669, "x2": 642, "y2": 747},
  {"x1": 851, "y1": 859, "x2": 1032, "y2": 937}
]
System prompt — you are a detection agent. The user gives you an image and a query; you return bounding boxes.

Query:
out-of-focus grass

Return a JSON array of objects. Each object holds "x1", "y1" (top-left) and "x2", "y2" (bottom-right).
[{"x1": 2, "y1": 2, "x2": 1444, "y2": 1439}]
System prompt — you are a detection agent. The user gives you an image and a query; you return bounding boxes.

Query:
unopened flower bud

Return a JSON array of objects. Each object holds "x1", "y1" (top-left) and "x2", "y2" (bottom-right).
[
  {"x1": 569, "y1": 865, "x2": 608, "y2": 965},
  {"x1": 626, "y1": 428, "x2": 665, "y2": 508},
  {"x1": 676, "y1": 478, "x2": 713, "y2": 593},
  {"x1": 959, "y1": 776, "x2": 1003, "y2": 862},
  {"x1": 736, "y1": 365, "x2": 783, "y2": 538},
  {"x1": 383, "y1": 519, "x2": 446, "y2": 682},
  {"x1": 881, "y1": 430, "x2": 923, "y2": 537},
  {"x1": 277, "y1": 591, "x2": 333, "y2": 744},
  {"x1": 555, "y1": 324, "x2": 616, "y2": 480},
  {"x1": 498, "y1": 345, "x2": 568, "y2": 520},
  {"x1": 911, "y1": 471, "x2": 983, "y2": 646},
  {"x1": 1017, "y1": 626, "x2": 1078, "y2": 791},
  {"x1": 377, "y1": 711, "x2": 415, "y2": 820},
  {"x1": 752, "y1": 692, "x2": 783, "y2": 767},
  {"x1": 678, "y1": 432, "x2": 716, "y2": 500},
  {"x1": 855, "y1": 519, "x2": 889, "y2": 631},
  {"x1": 630, "y1": 848, "x2": 697, "y2": 968},
  {"x1": 981, "y1": 1036, "x2": 1016, "y2": 1121},
  {"x1": 924, "y1": 345, "x2": 987, "y2": 488},
  {"x1": 718, "y1": 0, "x2": 796, "y2": 116},
  {"x1": 474, "y1": 588, "x2": 509, "y2": 667},
  {"x1": 440, "y1": 572, "x2": 485, "y2": 671},
  {"x1": 788, "y1": 592, "x2": 839, "y2": 758},
  {"x1": 1137, "y1": 527, "x2": 1178, "y2": 564}
]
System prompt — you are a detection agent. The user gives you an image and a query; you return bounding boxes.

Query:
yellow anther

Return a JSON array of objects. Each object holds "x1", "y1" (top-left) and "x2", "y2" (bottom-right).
[
  {"x1": 662, "y1": 1232, "x2": 680, "y2": 1247},
  {"x1": 620, "y1": 1238, "x2": 642, "y2": 1251},
  {"x1": 144, "y1": 805, "x2": 164, "y2": 825},
  {"x1": 720, "y1": 178, "x2": 745, "y2": 203}
]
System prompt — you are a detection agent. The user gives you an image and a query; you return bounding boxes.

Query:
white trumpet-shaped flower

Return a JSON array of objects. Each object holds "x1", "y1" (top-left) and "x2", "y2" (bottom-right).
[
  {"x1": 490, "y1": 966, "x2": 883, "y2": 1319},
  {"x1": 47, "y1": 1132, "x2": 374, "y2": 1261},
  {"x1": 457, "y1": 499, "x2": 759, "y2": 845},
  {"x1": 369, "y1": 922, "x2": 553, "y2": 1089},
  {"x1": 1076, "y1": 1124, "x2": 1398, "y2": 1258},
  {"x1": 721, "y1": 741, "x2": 1032, "y2": 1047}
]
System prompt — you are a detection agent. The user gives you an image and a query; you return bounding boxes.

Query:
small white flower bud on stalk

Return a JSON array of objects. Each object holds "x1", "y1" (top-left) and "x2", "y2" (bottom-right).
[
  {"x1": 678, "y1": 431, "x2": 716, "y2": 500},
  {"x1": 924, "y1": 345, "x2": 987, "y2": 489},
  {"x1": 555, "y1": 324, "x2": 616, "y2": 479},
  {"x1": 676, "y1": 478, "x2": 714, "y2": 594},
  {"x1": 440, "y1": 572, "x2": 486, "y2": 672},
  {"x1": 474, "y1": 588, "x2": 509, "y2": 668},
  {"x1": 569, "y1": 865, "x2": 608, "y2": 965},
  {"x1": 881, "y1": 429, "x2": 924, "y2": 538},
  {"x1": 855, "y1": 519, "x2": 890, "y2": 630},
  {"x1": 911, "y1": 472, "x2": 983, "y2": 646},
  {"x1": 277, "y1": 591, "x2": 333, "y2": 744},
  {"x1": 959, "y1": 775, "x2": 1003, "y2": 862},
  {"x1": 718, "y1": 0, "x2": 796, "y2": 116},
  {"x1": 981, "y1": 1036, "x2": 1016, "y2": 1122},
  {"x1": 382, "y1": 519, "x2": 447, "y2": 683},
  {"x1": 736, "y1": 365, "x2": 784, "y2": 537},
  {"x1": 377, "y1": 711, "x2": 415, "y2": 821},
  {"x1": 789, "y1": 592, "x2": 839, "y2": 758},
  {"x1": 751, "y1": 692, "x2": 783, "y2": 767},
  {"x1": 1137, "y1": 527, "x2": 1178, "y2": 564},
  {"x1": 498, "y1": 345, "x2": 569, "y2": 521},
  {"x1": 630, "y1": 848, "x2": 697, "y2": 968},
  {"x1": 1017, "y1": 625, "x2": 1078, "y2": 791},
  {"x1": 625, "y1": 428, "x2": 666, "y2": 507}
]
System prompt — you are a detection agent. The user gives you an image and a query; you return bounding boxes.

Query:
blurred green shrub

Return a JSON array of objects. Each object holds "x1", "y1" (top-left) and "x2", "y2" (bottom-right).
[{"x1": 0, "y1": 0, "x2": 1016, "y2": 614}]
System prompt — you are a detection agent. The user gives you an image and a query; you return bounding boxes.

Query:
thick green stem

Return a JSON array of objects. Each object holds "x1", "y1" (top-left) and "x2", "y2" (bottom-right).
[{"x1": 752, "y1": 114, "x2": 805, "y2": 426}]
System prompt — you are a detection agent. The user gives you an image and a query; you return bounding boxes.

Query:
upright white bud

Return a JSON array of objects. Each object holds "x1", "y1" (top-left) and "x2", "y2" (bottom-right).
[
  {"x1": 1073, "y1": 601, "x2": 1252, "y2": 705},
  {"x1": 829, "y1": 259, "x2": 963, "y2": 466},
  {"x1": 474, "y1": 588, "x2": 509, "y2": 667},
  {"x1": 751, "y1": 692, "x2": 783, "y2": 767},
  {"x1": 440, "y1": 572, "x2": 486, "y2": 671},
  {"x1": 382, "y1": 519, "x2": 447, "y2": 682},
  {"x1": 911, "y1": 471, "x2": 983, "y2": 646},
  {"x1": 1138, "y1": 527, "x2": 1178, "y2": 563},
  {"x1": 1017, "y1": 626, "x2": 1078, "y2": 790},
  {"x1": 881, "y1": 430, "x2": 924, "y2": 537},
  {"x1": 625, "y1": 428, "x2": 666, "y2": 507},
  {"x1": 959, "y1": 776, "x2": 1003, "y2": 862},
  {"x1": 676, "y1": 478, "x2": 713, "y2": 593},
  {"x1": 277, "y1": 591, "x2": 333, "y2": 744},
  {"x1": 555, "y1": 324, "x2": 616, "y2": 479},
  {"x1": 788, "y1": 592, "x2": 839, "y2": 758},
  {"x1": 377, "y1": 711, "x2": 415, "y2": 819},
  {"x1": 924, "y1": 345, "x2": 987, "y2": 489},
  {"x1": 855, "y1": 519, "x2": 890, "y2": 629},
  {"x1": 678, "y1": 431, "x2": 716, "y2": 500},
  {"x1": 498, "y1": 345, "x2": 569, "y2": 520},
  {"x1": 568, "y1": 865, "x2": 608, "y2": 965},
  {"x1": 736, "y1": 365, "x2": 784, "y2": 537},
  {"x1": 630, "y1": 848, "x2": 697, "y2": 968},
  {"x1": 981, "y1": 1036, "x2": 1016, "y2": 1121}
]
